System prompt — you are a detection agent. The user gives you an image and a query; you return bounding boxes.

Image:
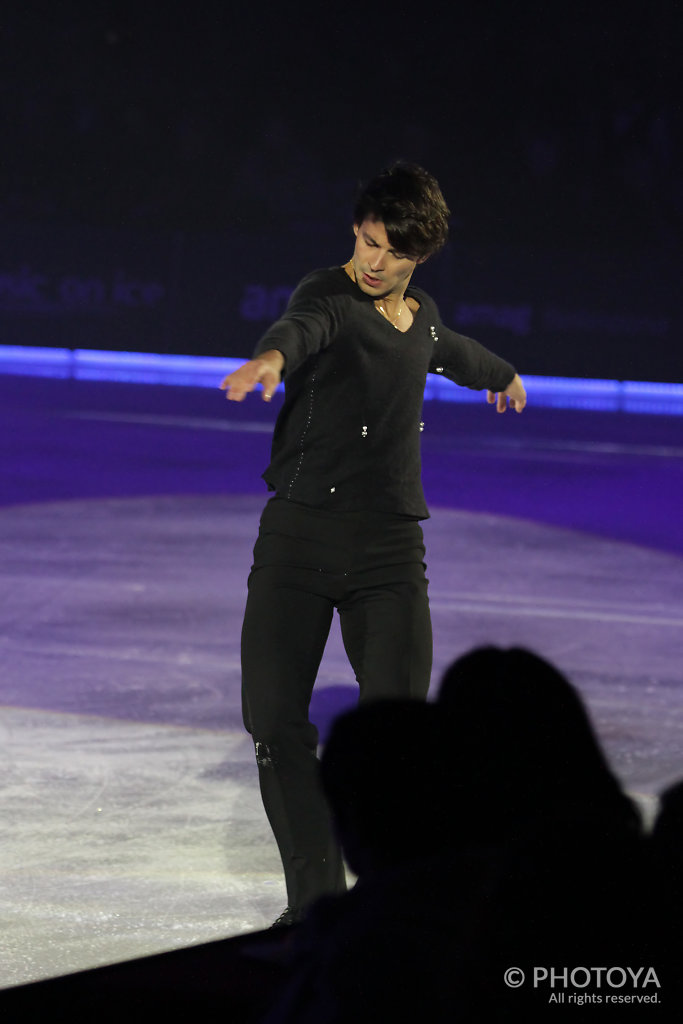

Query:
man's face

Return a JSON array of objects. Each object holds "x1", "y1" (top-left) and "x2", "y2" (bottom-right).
[{"x1": 352, "y1": 218, "x2": 422, "y2": 299}]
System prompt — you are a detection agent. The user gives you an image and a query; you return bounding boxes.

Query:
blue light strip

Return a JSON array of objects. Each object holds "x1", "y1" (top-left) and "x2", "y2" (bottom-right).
[{"x1": 1, "y1": 345, "x2": 682, "y2": 415}]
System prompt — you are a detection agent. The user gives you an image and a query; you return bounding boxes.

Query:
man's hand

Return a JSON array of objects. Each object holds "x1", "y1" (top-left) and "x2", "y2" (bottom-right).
[
  {"x1": 220, "y1": 350, "x2": 285, "y2": 402},
  {"x1": 486, "y1": 373, "x2": 527, "y2": 414}
]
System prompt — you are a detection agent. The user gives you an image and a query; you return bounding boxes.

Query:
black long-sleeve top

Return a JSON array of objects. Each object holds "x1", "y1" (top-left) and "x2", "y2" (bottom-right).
[{"x1": 253, "y1": 267, "x2": 516, "y2": 518}]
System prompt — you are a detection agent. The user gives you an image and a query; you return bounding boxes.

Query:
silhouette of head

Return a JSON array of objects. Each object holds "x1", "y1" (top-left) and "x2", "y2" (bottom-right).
[
  {"x1": 436, "y1": 646, "x2": 640, "y2": 844},
  {"x1": 652, "y1": 777, "x2": 683, "y2": 856},
  {"x1": 320, "y1": 698, "x2": 443, "y2": 876}
]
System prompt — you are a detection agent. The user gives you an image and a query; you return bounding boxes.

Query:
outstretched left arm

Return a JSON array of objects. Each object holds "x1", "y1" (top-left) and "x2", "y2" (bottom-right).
[
  {"x1": 424, "y1": 296, "x2": 527, "y2": 414},
  {"x1": 486, "y1": 373, "x2": 527, "y2": 414}
]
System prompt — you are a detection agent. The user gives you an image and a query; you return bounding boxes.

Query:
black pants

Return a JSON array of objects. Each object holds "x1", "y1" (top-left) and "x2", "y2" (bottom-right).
[{"x1": 241, "y1": 498, "x2": 432, "y2": 911}]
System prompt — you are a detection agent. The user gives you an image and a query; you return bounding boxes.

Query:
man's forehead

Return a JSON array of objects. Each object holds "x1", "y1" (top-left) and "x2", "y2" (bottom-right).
[{"x1": 357, "y1": 216, "x2": 388, "y2": 240}]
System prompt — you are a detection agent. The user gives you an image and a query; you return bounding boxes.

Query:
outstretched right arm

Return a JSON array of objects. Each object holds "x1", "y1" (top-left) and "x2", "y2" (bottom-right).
[
  {"x1": 219, "y1": 349, "x2": 285, "y2": 403},
  {"x1": 221, "y1": 270, "x2": 344, "y2": 402}
]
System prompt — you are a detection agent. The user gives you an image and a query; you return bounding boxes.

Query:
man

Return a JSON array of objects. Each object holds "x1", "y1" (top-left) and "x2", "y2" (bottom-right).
[{"x1": 221, "y1": 163, "x2": 526, "y2": 926}]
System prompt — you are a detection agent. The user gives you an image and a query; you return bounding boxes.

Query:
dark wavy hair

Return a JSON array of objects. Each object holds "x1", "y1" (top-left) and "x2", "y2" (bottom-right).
[{"x1": 353, "y1": 162, "x2": 450, "y2": 260}]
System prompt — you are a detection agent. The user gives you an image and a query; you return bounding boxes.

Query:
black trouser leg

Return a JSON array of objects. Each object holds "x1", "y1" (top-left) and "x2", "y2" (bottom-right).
[
  {"x1": 240, "y1": 500, "x2": 433, "y2": 913},
  {"x1": 241, "y1": 565, "x2": 347, "y2": 911},
  {"x1": 338, "y1": 570, "x2": 432, "y2": 702}
]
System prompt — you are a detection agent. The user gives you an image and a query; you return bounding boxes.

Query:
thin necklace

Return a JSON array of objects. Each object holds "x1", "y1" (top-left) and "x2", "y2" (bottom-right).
[
  {"x1": 375, "y1": 300, "x2": 403, "y2": 330},
  {"x1": 344, "y1": 260, "x2": 405, "y2": 329}
]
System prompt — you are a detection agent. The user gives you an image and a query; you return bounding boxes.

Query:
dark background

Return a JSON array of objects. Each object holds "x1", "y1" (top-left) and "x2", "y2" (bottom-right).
[{"x1": 1, "y1": 1, "x2": 682, "y2": 380}]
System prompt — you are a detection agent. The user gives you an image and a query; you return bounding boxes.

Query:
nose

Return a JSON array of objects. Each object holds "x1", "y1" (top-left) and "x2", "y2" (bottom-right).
[{"x1": 368, "y1": 249, "x2": 386, "y2": 271}]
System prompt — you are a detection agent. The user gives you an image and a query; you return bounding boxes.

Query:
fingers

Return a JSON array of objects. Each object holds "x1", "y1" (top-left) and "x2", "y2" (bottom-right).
[
  {"x1": 507, "y1": 373, "x2": 527, "y2": 413},
  {"x1": 260, "y1": 369, "x2": 280, "y2": 402},
  {"x1": 220, "y1": 363, "x2": 263, "y2": 402},
  {"x1": 226, "y1": 388, "x2": 247, "y2": 402},
  {"x1": 488, "y1": 375, "x2": 527, "y2": 415},
  {"x1": 508, "y1": 390, "x2": 527, "y2": 413},
  {"x1": 486, "y1": 389, "x2": 507, "y2": 412},
  {"x1": 220, "y1": 354, "x2": 284, "y2": 403},
  {"x1": 220, "y1": 374, "x2": 251, "y2": 402}
]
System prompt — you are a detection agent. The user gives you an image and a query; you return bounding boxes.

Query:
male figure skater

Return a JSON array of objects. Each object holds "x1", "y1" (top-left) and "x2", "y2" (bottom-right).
[{"x1": 221, "y1": 163, "x2": 526, "y2": 926}]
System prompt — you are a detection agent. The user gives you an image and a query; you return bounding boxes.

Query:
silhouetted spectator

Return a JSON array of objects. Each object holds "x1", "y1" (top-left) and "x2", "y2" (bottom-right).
[
  {"x1": 649, "y1": 777, "x2": 683, "y2": 1005},
  {"x1": 261, "y1": 697, "x2": 496, "y2": 1022},
  {"x1": 434, "y1": 646, "x2": 655, "y2": 1017},
  {"x1": 260, "y1": 649, "x2": 657, "y2": 1022},
  {"x1": 317, "y1": 698, "x2": 445, "y2": 879},
  {"x1": 651, "y1": 777, "x2": 683, "y2": 871},
  {"x1": 436, "y1": 645, "x2": 642, "y2": 849}
]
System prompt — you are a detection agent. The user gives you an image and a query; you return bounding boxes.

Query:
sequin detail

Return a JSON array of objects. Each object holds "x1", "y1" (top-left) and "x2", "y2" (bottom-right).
[
  {"x1": 431, "y1": 326, "x2": 443, "y2": 372},
  {"x1": 287, "y1": 370, "x2": 316, "y2": 499},
  {"x1": 255, "y1": 742, "x2": 276, "y2": 768}
]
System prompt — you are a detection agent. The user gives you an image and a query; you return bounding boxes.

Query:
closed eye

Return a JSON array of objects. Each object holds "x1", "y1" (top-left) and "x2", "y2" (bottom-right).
[{"x1": 363, "y1": 235, "x2": 408, "y2": 259}]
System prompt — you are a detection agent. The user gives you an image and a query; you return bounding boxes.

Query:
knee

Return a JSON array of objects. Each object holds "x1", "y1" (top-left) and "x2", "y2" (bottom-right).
[
  {"x1": 248, "y1": 713, "x2": 319, "y2": 761},
  {"x1": 243, "y1": 702, "x2": 285, "y2": 747},
  {"x1": 254, "y1": 739, "x2": 279, "y2": 768}
]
